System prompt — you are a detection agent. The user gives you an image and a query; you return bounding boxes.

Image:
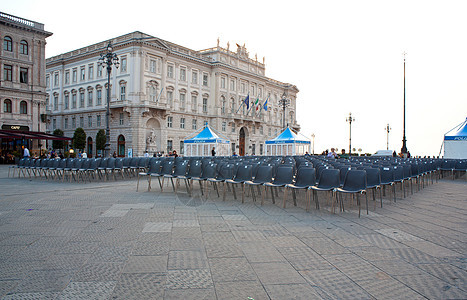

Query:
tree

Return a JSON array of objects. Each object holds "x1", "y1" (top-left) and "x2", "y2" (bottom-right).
[
  {"x1": 73, "y1": 128, "x2": 86, "y2": 150},
  {"x1": 96, "y1": 129, "x2": 106, "y2": 151},
  {"x1": 52, "y1": 129, "x2": 64, "y2": 150}
]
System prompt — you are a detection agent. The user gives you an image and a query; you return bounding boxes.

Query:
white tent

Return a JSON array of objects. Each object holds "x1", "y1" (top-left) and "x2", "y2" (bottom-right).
[
  {"x1": 265, "y1": 127, "x2": 310, "y2": 156},
  {"x1": 183, "y1": 124, "x2": 230, "y2": 157},
  {"x1": 444, "y1": 117, "x2": 467, "y2": 159}
]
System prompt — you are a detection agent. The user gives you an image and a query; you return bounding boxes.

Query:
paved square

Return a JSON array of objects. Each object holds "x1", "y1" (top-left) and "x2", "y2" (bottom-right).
[{"x1": 0, "y1": 166, "x2": 466, "y2": 299}]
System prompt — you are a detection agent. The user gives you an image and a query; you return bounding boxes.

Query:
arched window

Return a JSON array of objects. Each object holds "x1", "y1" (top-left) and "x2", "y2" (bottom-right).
[
  {"x1": 3, "y1": 99, "x2": 12, "y2": 113},
  {"x1": 117, "y1": 135, "x2": 125, "y2": 157},
  {"x1": 20, "y1": 40, "x2": 28, "y2": 55},
  {"x1": 20, "y1": 101, "x2": 27, "y2": 114},
  {"x1": 220, "y1": 96, "x2": 226, "y2": 114},
  {"x1": 3, "y1": 36, "x2": 12, "y2": 52}
]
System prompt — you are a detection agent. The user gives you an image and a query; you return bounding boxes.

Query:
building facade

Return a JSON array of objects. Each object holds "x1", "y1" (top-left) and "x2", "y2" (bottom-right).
[
  {"x1": 45, "y1": 31, "x2": 300, "y2": 157},
  {"x1": 0, "y1": 12, "x2": 52, "y2": 155}
]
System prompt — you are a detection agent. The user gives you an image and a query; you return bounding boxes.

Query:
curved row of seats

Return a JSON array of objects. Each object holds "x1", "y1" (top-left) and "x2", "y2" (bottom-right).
[{"x1": 8, "y1": 156, "x2": 466, "y2": 217}]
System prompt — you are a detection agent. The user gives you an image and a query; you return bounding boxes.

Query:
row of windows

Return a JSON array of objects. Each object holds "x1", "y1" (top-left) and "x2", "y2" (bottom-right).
[
  {"x1": 50, "y1": 82, "x2": 127, "y2": 110},
  {"x1": 3, "y1": 99, "x2": 27, "y2": 114},
  {"x1": 3, "y1": 64, "x2": 29, "y2": 83},
  {"x1": 47, "y1": 57, "x2": 127, "y2": 87},
  {"x1": 56, "y1": 113, "x2": 127, "y2": 131},
  {"x1": 3, "y1": 36, "x2": 28, "y2": 55},
  {"x1": 165, "y1": 65, "x2": 209, "y2": 87}
]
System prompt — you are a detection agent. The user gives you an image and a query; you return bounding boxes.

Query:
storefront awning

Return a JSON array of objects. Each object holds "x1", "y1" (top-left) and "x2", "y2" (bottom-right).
[{"x1": 0, "y1": 130, "x2": 72, "y2": 141}]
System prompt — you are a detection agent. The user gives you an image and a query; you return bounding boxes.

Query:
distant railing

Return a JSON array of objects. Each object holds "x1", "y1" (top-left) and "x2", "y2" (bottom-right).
[{"x1": 0, "y1": 12, "x2": 44, "y2": 30}]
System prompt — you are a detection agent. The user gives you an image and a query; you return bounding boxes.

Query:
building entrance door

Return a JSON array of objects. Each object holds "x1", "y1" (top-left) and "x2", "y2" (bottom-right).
[{"x1": 239, "y1": 127, "x2": 245, "y2": 156}]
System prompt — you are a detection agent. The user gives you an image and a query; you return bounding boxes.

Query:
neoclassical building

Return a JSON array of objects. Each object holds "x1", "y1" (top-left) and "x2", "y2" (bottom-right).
[
  {"x1": 0, "y1": 12, "x2": 52, "y2": 154},
  {"x1": 45, "y1": 31, "x2": 300, "y2": 157}
]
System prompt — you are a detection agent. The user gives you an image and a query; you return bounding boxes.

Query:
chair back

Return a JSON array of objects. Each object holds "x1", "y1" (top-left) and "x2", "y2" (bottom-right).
[
  {"x1": 88, "y1": 158, "x2": 99, "y2": 170},
  {"x1": 341, "y1": 170, "x2": 367, "y2": 192},
  {"x1": 107, "y1": 157, "x2": 116, "y2": 169},
  {"x1": 148, "y1": 159, "x2": 162, "y2": 174},
  {"x1": 365, "y1": 168, "x2": 381, "y2": 188},
  {"x1": 234, "y1": 164, "x2": 253, "y2": 182},
  {"x1": 173, "y1": 160, "x2": 189, "y2": 176},
  {"x1": 161, "y1": 160, "x2": 174, "y2": 175},
  {"x1": 81, "y1": 159, "x2": 90, "y2": 170},
  {"x1": 316, "y1": 169, "x2": 340, "y2": 189},
  {"x1": 187, "y1": 160, "x2": 202, "y2": 178},
  {"x1": 201, "y1": 163, "x2": 217, "y2": 179},
  {"x1": 393, "y1": 166, "x2": 404, "y2": 182},
  {"x1": 115, "y1": 158, "x2": 124, "y2": 168},
  {"x1": 99, "y1": 158, "x2": 109, "y2": 168},
  {"x1": 253, "y1": 165, "x2": 273, "y2": 184},
  {"x1": 217, "y1": 164, "x2": 235, "y2": 180},
  {"x1": 293, "y1": 167, "x2": 316, "y2": 188},
  {"x1": 380, "y1": 167, "x2": 394, "y2": 185},
  {"x1": 272, "y1": 165, "x2": 294, "y2": 185}
]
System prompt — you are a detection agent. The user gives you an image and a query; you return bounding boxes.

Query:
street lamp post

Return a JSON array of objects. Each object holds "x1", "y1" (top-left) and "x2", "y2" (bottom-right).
[
  {"x1": 278, "y1": 91, "x2": 290, "y2": 130},
  {"x1": 346, "y1": 112, "x2": 355, "y2": 156},
  {"x1": 311, "y1": 133, "x2": 315, "y2": 155},
  {"x1": 98, "y1": 42, "x2": 119, "y2": 158},
  {"x1": 385, "y1": 123, "x2": 391, "y2": 150},
  {"x1": 401, "y1": 52, "x2": 408, "y2": 157}
]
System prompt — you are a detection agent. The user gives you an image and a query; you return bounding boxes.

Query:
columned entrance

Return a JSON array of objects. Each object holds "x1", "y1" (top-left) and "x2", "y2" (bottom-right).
[{"x1": 239, "y1": 127, "x2": 246, "y2": 156}]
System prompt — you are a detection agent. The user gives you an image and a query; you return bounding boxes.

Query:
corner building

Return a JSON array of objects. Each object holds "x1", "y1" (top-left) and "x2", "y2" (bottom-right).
[
  {"x1": 1, "y1": 12, "x2": 52, "y2": 154},
  {"x1": 46, "y1": 32, "x2": 300, "y2": 157}
]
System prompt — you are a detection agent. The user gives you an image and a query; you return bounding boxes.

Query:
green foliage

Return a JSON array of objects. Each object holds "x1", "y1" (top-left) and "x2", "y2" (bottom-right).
[
  {"x1": 52, "y1": 129, "x2": 64, "y2": 149},
  {"x1": 96, "y1": 129, "x2": 106, "y2": 151},
  {"x1": 72, "y1": 128, "x2": 86, "y2": 150}
]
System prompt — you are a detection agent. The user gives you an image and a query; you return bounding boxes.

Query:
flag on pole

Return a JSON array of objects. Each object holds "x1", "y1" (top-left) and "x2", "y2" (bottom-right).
[
  {"x1": 235, "y1": 93, "x2": 249, "y2": 114},
  {"x1": 156, "y1": 87, "x2": 164, "y2": 102},
  {"x1": 244, "y1": 94, "x2": 250, "y2": 110},
  {"x1": 254, "y1": 97, "x2": 260, "y2": 111},
  {"x1": 263, "y1": 98, "x2": 268, "y2": 111}
]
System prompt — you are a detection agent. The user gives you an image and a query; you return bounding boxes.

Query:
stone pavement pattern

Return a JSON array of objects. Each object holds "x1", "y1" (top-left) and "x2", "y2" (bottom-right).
[{"x1": 0, "y1": 165, "x2": 466, "y2": 299}]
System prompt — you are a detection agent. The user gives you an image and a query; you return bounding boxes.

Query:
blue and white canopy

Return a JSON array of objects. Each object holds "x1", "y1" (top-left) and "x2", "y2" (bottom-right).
[
  {"x1": 444, "y1": 117, "x2": 467, "y2": 141},
  {"x1": 265, "y1": 127, "x2": 310, "y2": 145},
  {"x1": 184, "y1": 125, "x2": 230, "y2": 144},
  {"x1": 443, "y1": 117, "x2": 467, "y2": 159}
]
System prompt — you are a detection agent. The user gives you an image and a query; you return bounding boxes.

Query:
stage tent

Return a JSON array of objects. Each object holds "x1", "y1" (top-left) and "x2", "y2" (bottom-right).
[
  {"x1": 183, "y1": 124, "x2": 230, "y2": 156},
  {"x1": 444, "y1": 117, "x2": 467, "y2": 159},
  {"x1": 265, "y1": 127, "x2": 310, "y2": 156}
]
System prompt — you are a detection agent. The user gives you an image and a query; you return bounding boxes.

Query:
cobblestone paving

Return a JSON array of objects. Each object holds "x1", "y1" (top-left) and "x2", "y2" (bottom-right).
[{"x1": 0, "y1": 166, "x2": 466, "y2": 299}]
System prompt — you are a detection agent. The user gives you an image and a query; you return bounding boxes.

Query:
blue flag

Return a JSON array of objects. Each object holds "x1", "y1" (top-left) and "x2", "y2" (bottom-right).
[
  {"x1": 244, "y1": 94, "x2": 250, "y2": 110},
  {"x1": 263, "y1": 99, "x2": 268, "y2": 111}
]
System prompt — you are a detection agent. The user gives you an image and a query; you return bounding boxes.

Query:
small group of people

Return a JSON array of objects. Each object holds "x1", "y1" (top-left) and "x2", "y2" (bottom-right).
[{"x1": 324, "y1": 148, "x2": 348, "y2": 159}]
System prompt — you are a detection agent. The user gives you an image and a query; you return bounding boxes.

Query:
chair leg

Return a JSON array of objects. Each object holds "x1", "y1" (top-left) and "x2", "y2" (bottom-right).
[
  {"x1": 292, "y1": 189, "x2": 297, "y2": 206},
  {"x1": 282, "y1": 187, "x2": 287, "y2": 208},
  {"x1": 137, "y1": 174, "x2": 140, "y2": 191},
  {"x1": 271, "y1": 187, "x2": 275, "y2": 204},
  {"x1": 231, "y1": 184, "x2": 237, "y2": 200},
  {"x1": 365, "y1": 191, "x2": 369, "y2": 215},
  {"x1": 241, "y1": 184, "x2": 245, "y2": 203},
  {"x1": 222, "y1": 182, "x2": 227, "y2": 201}
]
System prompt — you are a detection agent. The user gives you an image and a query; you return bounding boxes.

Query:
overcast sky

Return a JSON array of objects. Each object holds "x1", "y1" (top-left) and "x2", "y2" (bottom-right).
[{"x1": 5, "y1": 0, "x2": 467, "y2": 156}]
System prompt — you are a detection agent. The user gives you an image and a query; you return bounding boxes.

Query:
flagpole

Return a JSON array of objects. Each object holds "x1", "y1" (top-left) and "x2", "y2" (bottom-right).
[
  {"x1": 235, "y1": 93, "x2": 249, "y2": 114},
  {"x1": 235, "y1": 100, "x2": 244, "y2": 114},
  {"x1": 156, "y1": 87, "x2": 164, "y2": 102}
]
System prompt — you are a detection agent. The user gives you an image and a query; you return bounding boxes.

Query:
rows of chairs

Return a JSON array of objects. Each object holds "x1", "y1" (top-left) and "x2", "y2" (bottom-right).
[
  {"x1": 8, "y1": 156, "x2": 466, "y2": 217},
  {"x1": 8, "y1": 157, "x2": 151, "y2": 182},
  {"x1": 134, "y1": 155, "x2": 466, "y2": 217}
]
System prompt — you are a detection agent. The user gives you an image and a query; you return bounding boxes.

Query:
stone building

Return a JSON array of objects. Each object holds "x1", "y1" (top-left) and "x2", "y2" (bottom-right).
[
  {"x1": 45, "y1": 31, "x2": 300, "y2": 157},
  {"x1": 0, "y1": 12, "x2": 52, "y2": 155}
]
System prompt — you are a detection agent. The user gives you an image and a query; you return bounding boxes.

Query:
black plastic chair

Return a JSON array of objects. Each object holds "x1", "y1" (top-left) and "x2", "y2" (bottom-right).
[
  {"x1": 182, "y1": 160, "x2": 202, "y2": 196},
  {"x1": 191, "y1": 163, "x2": 217, "y2": 196},
  {"x1": 365, "y1": 168, "x2": 382, "y2": 208},
  {"x1": 285, "y1": 167, "x2": 316, "y2": 210},
  {"x1": 225, "y1": 164, "x2": 253, "y2": 203},
  {"x1": 137, "y1": 158, "x2": 162, "y2": 191},
  {"x1": 206, "y1": 163, "x2": 234, "y2": 199},
  {"x1": 380, "y1": 167, "x2": 396, "y2": 202},
  {"x1": 244, "y1": 165, "x2": 273, "y2": 204},
  {"x1": 336, "y1": 169, "x2": 367, "y2": 217},
  {"x1": 166, "y1": 160, "x2": 189, "y2": 193},
  {"x1": 309, "y1": 169, "x2": 340, "y2": 211},
  {"x1": 263, "y1": 165, "x2": 295, "y2": 207}
]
